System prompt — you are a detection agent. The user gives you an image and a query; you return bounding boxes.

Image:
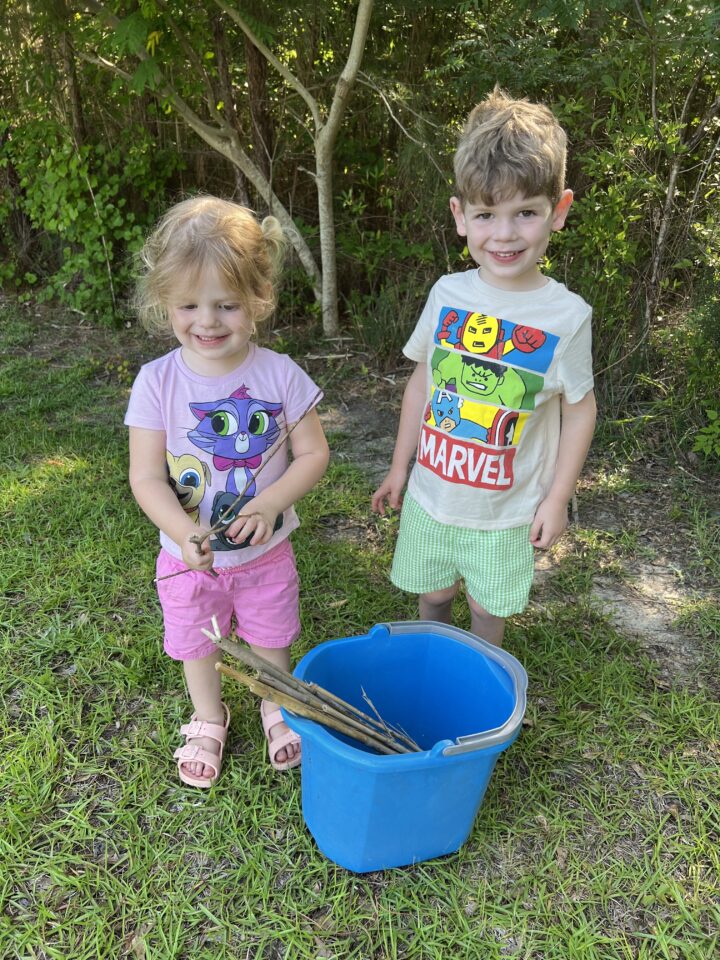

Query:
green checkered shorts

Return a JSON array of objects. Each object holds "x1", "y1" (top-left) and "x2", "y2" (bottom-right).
[{"x1": 390, "y1": 494, "x2": 535, "y2": 617}]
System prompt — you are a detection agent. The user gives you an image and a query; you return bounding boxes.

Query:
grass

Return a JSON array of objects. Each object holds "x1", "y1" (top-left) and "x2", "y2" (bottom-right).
[{"x1": 1, "y1": 303, "x2": 719, "y2": 959}]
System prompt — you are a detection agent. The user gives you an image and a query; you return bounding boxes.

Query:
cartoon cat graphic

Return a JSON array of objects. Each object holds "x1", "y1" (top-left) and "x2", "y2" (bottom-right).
[
  {"x1": 187, "y1": 384, "x2": 284, "y2": 551},
  {"x1": 188, "y1": 385, "x2": 282, "y2": 497}
]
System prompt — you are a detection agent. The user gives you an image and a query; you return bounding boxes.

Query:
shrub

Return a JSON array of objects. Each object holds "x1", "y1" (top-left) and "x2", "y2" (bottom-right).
[{"x1": 0, "y1": 118, "x2": 183, "y2": 322}]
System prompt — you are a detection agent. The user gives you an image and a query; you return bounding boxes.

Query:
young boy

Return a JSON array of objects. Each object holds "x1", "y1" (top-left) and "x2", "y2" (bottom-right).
[{"x1": 371, "y1": 87, "x2": 596, "y2": 647}]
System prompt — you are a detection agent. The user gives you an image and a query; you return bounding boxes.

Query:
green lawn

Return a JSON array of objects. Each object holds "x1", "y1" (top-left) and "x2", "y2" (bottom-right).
[{"x1": 1, "y1": 305, "x2": 718, "y2": 959}]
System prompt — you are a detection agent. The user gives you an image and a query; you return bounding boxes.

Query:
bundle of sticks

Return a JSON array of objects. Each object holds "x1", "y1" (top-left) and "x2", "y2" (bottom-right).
[{"x1": 201, "y1": 616, "x2": 421, "y2": 755}]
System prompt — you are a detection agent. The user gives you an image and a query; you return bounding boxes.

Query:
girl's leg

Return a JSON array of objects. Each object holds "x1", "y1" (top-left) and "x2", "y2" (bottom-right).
[
  {"x1": 182, "y1": 649, "x2": 225, "y2": 780},
  {"x1": 466, "y1": 592, "x2": 505, "y2": 647},
  {"x1": 419, "y1": 583, "x2": 459, "y2": 624},
  {"x1": 249, "y1": 643, "x2": 299, "y2": 765}
]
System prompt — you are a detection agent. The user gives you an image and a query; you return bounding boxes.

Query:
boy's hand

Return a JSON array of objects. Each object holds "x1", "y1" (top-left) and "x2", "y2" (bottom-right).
[
  {"x1": 181, "y1": 528, "x2": 215, "y2": 570},
  {"x1": 225, "y1": 506, "x2": 278, "y2": 547},
  {"x1": 371, "y1": 467, "x2": 407, "y2": 515},
  {"x1": 529, "y1": 496, "x2": 568, "y2": 550}
]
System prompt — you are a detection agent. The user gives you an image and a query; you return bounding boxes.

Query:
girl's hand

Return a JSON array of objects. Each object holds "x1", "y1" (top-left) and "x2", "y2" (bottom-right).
[
  {"x1": 181, "y1": 528, "x2": 215, "y2": 570},
  {"x1": 225, "y1": 507, "x2": 278, "y2": 547}
]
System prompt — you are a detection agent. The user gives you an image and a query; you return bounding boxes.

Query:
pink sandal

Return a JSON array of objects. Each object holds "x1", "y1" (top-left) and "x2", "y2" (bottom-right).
[
  {"x1": 173, "y1": 702, "x2": 230, "y2": 788},
  {"x1": 261, "y1": 700, "x2": 301, "y2": 771}
]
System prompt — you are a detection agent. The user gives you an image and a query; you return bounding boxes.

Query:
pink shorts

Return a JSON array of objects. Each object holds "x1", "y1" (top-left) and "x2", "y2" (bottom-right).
[{"x1": 155, "y1": 538, "x2": 301, "y2": 661}]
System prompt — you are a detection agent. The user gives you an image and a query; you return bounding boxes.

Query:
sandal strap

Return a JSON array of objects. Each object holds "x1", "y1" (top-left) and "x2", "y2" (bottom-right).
[
  {"x1": 260, "y1": 704, "x2": 285, "y2": 736},
  {"x1": 180, "y1": 719, "x2": 228, "y2": 744},
  {"x1": 267, "y1": 729, "x2": 301, "y2": 756}
]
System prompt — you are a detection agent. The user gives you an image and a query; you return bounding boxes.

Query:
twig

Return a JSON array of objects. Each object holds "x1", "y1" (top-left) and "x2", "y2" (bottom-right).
[
  {"x1": 215, "y1": 662, "x2": 400, "y2": 755},
  {"x1": 203, "y1": 617, "x2": 421, "y2": 754},
  {"x1": 154, "y1": 565, "x2": 219, "y2": 584},
  {"x1": 360, "y1": 686, "x2": 419, "y2": 752},
  {"x1": 305, "y1": 682, "x2": 420, "y2": 752},
  {"x1": 207, "y1": 623, "x2": 420, "y2": 752}
]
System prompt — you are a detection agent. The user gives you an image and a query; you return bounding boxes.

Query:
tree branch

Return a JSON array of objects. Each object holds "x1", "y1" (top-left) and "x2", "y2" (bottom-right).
[
  {"x1": 320, "y1": 0, "x2": 373, "y2": 151},
  {"x1": 81, "y1": 4, "x2": 322, "y2": 295},
  {"x1": 357, "y1": 73, "x2": 446, "y2": 179},
  {"x1": 684, "y1": 96, "x2": 720, "y2": 155}
]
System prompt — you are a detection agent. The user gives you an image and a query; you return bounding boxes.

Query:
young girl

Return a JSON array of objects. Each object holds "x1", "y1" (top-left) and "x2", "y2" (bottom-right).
[{"x1": 125, "y1": 196, "x2": 330, "y2": 787}]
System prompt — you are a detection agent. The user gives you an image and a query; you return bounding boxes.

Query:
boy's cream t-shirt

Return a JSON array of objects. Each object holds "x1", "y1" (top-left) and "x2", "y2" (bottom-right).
[{"x1": 403, "y1": 270, "x2": 593, "y2": 530}]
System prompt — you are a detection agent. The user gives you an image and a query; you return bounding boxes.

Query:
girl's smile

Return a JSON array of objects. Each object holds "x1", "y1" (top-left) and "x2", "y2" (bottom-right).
[{"x1": 169, "y1": 264, "x2": 254, "y2": 375}]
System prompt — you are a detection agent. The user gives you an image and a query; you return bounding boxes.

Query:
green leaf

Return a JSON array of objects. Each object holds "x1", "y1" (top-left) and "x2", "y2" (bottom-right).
[
  {"x1": 130, "y1": 58, "x2": 162, "y2": 94},
  {"x1": 113, "y1": 12, "x2": 149, "y2": 56}
]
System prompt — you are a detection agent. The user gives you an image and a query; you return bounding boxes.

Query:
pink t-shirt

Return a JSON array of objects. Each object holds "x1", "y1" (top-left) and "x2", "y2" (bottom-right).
[{"x1": 125, "y1": 343, "x2": 322, "y2": 568}]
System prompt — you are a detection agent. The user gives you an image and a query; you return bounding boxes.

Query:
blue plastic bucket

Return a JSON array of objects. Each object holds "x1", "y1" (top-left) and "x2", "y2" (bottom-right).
[{"x1": 283, "y1": 621, "x2": 528, "y2": 872}]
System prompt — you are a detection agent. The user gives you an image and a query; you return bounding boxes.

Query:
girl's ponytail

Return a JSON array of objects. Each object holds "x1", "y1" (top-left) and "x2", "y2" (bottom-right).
[{"x1": 261, "y1": 215, "x2": 286, "y2": 281}]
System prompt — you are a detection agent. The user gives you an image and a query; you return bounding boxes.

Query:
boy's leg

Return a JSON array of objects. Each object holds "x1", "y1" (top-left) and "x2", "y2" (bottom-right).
[
  {"x1": 466, "y1": 593, "x2": 505, "y2": 647},
  {"x1": 182, "y1": 650, "x2": 226, "y2": 779},
  {"x1": 419, "y1": 583, "x2": 460, "y2": 624},
  {"x1": 458, "y1": 524, "x2": 534, "y2": 648},
  {"x1": 391, "y1": 495, "x2": 461, "y2": 617},
  {"x1": 249, "y1": 643, "x2": 300, "y2": 765}
]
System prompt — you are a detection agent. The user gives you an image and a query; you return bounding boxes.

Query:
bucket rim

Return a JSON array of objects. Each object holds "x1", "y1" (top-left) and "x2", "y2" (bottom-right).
[
  {"x1": 285, "y1": 620, "x2": 528, "y2": 759},
  {"x1": 383, "y1": 621, "x2": 527, "y2": 755}
]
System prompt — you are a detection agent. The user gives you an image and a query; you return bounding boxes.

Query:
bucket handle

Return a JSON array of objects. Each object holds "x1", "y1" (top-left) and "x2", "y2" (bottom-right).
[{"x1": 381, "y1": 621, "x2": 528, "y2": 757}]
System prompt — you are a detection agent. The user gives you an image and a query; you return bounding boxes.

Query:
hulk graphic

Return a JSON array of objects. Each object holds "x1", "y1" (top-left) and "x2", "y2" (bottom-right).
[{"x1": 432, "y1": 348, "x2": 541, "y2": 411}]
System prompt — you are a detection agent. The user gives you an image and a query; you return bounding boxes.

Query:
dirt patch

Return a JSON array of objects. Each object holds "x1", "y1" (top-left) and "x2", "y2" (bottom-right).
[{"x1": 318, "y1": 396, "x2": 399, "y2": 486}]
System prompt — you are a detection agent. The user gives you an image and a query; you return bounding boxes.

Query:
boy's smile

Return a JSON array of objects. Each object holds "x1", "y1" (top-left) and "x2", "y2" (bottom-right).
[{"x1": 450, "y1": 190, "x2": 573, "y2": 292}]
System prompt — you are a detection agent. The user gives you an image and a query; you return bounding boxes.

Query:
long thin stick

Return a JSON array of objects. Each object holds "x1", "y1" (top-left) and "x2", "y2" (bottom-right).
[
  {"x1": 154, "y1": 566, "x2": 219, "y2": 584},
  {"x1": 222, "y1": 654, "x2": 411, "y2": 755},
  {"x1": 305, "y1": 682, "x2": 420, "y2": 751},
  {"x1": 206, "y1": 622, "x2": 420, "y2": 752},
  {"x1": 215, "y1": 662, "x2": 399, "y2": 755}
]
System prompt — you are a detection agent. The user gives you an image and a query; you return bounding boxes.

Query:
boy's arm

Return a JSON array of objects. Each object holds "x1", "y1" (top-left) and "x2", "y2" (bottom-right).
[
  {"x1": 371, "y1": 362, "x2": 427, "y2": 514},
  {"x1": 223, "y1": 409, "x2": 330, "y2": 547},
  {"x1": 530, "y1": 388, "x2": 597, "y2": 550},
  {"x1": 128, "y1": 426, "x2": 214, "y2": 570}
]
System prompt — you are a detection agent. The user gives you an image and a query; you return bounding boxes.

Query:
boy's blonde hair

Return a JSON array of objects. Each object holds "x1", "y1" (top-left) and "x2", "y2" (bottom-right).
[
  {"x1": 454, "y1": 87, "x2": 567, "y2": 207},
  {"x1": 135, "y1": 195, "x2": 285, "y2": 337}
]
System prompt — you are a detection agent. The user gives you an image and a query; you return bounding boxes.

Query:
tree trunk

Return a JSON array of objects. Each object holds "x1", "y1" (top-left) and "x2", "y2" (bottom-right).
[
  {"x1": 315, "y1": 157, "x2": 338, "y2": 337},
  {"x1": 221, "y1": 136, "x2": 321, "y2": 301},
  {"x1": 311, "y1": 0, "x2": 374, "y2": 336},
  {"x1": 59, "y1": 29, "x2": 87, "y2": 145},
  {"x1": 245, "y1": 36, "x2": 274, "y2": 182}
]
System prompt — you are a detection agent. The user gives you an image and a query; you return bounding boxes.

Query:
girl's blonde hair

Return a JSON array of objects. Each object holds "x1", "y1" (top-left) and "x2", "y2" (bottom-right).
[
  {"x1": 454, "y1": 86, "x2": 567, "y2": 207},
  {"x1": 135, "y1": 195, "x2": 285, "y2": 336}
]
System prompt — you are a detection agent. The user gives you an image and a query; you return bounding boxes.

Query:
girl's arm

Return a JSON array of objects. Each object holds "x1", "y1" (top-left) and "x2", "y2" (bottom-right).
[
  {"x1": 529, "y1": 388, "x2": 597, "y2": 550},
  {"x1": 371, "y1": 362, "x2": 427, "y2": 514},
  {"x1": 128, "y1": 426, "x2": 214, "y2": 570},
  {"x1": 223, "y1": 408, "x2": 330, "y2": 547}
]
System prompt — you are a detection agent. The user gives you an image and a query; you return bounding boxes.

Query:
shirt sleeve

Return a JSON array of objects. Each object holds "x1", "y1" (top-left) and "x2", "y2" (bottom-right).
[
  {"x1": 124, "y1": 363, "x2": 165, "y2": 431},
  {"x1": 282, "y1": 356, "x2": 324, "y2": 423},
  {"x1": 402, "y1": 286, "x2": 437, "y2": 363},
  {"x1": 555, "y1": 306, "x2": 594, "y2": 404}
]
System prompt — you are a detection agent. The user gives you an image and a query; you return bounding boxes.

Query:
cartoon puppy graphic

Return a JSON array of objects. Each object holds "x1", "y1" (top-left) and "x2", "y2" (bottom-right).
[{"x1": 166, "y1": 451, "x2": 211, "y2": 523}]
